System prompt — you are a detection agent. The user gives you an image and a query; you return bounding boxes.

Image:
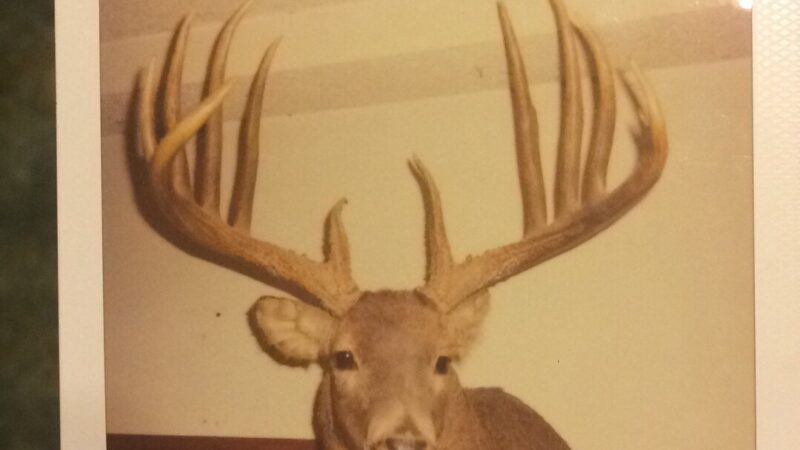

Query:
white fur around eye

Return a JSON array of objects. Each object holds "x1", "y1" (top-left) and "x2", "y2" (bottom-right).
[{"x1": 255, "y1": 296, "x2": 338, "y2": 363}]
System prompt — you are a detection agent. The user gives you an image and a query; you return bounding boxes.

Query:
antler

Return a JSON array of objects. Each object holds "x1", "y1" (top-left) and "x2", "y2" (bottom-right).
[
  {"x1": 136, "y1": 3, "x2": 361, "y2": 316},
  {"x1": 415, "y1": 0, "x2": 668, "y2": 311}
]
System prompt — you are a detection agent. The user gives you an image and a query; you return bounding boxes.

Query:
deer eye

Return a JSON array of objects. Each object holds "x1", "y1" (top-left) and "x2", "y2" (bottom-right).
[
  {"x1": 435, "y1": 356, "x2": 451, "y2": 375},
  {"x1": 333, "y1": 351, "x2": 357, "y2": 371}
]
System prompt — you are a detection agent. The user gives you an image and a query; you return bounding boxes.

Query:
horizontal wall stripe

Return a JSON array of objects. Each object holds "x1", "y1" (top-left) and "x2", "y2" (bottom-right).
[
  {"x1": 99, "y1": 0, "x2": 730, "y2": 42},
  {"x1": 101, "y1": 6, "x2": 751, "y2": 137}
]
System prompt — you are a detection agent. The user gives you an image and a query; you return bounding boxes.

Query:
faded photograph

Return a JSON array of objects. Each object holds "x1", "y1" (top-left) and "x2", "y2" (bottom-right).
[{"x1": 99, "y1": 0, "x2": 753, "y2": 449}]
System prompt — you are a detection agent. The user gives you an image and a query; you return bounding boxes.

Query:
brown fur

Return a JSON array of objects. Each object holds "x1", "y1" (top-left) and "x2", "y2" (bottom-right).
[
  {"x1": 258, "y1": 291, "x2": 570, "y2": 449},
  {"x1": 467, "y1": 388, "x2": 570, "y2": 450}
]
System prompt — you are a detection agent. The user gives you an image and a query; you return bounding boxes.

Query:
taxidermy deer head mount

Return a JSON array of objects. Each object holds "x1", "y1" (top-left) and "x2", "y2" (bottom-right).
[{"x1": 134, "y1": 0, "x2": 666, "y2": 448}]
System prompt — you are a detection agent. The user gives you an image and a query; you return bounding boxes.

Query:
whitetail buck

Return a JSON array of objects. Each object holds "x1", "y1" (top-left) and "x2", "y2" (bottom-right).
[{"x1": 134, "y1": 0, "x2": 666, "y2": 448}]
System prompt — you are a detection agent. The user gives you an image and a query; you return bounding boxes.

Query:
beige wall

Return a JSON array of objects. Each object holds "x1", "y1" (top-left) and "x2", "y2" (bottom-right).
[{"x1": 100, "y1": 1, "x2": 754, "y2": 448}]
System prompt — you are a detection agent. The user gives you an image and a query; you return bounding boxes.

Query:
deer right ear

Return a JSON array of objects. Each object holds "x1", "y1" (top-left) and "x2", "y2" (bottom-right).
[
  {"x1": 254, "y1": 296, "x2": 339, "y2": 363},
  {"x1": 444, "y1": 290, "x2": 490, "y2": 358}
]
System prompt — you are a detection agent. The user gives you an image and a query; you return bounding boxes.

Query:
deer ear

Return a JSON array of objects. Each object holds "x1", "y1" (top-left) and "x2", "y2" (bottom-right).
[
  {"x1": 444, "y1": 290, "x2": 490, "y2": 358},
  {"x1": 254, "y1": 296, "x2": 339, "y2": 363}
]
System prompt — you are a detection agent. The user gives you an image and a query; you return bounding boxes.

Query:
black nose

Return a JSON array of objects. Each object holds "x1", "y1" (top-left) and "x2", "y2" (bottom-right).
[{"x1": 386, "y1": 436, "x2": 428, "y2": 450}]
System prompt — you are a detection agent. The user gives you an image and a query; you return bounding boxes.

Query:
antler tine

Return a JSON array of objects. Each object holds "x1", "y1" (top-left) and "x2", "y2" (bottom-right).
[
  {"x1": 137, "y1": 62, "x2": 157, "y2": 163},
  {"x1": 497, "y1": 2, "x2": 547, "y2": 234},
  {"x1": 162, "y1": 14, "x2": 193, "y2": 198},
  {"x1": 574, "y1": 21, "x2": 616, "y2": 203},
  {"x1": 549, "y1": 0, "x2": 584, "y2": 218},
  {"x1": 229, "y1": 38, "x2": 281, "y2": 231},
  {"x1": 410, "y1": 157, "x2": 454, "y2": 285},
  {"x1": 140, "y1": 56, "x2": 228, "y2": 178},
  {"x1": 416, "y1": 0, "x2": 667, "y2": 310},
  {"x1": 149, "y1": 84, "x2": 234, "y2": 181},
  {"x1": 621, "y1": 62, "x2": 667, "y2": 162},
  {"x1": 195, "y1": 1, "x2": 252, "y2": 214},
  {"x1": 324, "y1": 198, "x2": 355, "y2": 290},
  {"x1": 414, "y1": 4, "x2": 547, "y2": 299},
  {"x1": 137, "y1": 4, "x2": 361, "y2": 316}
]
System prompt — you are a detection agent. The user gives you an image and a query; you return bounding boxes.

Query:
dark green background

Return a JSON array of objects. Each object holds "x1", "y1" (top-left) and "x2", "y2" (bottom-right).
[{"x1": 0, "y1": 0, "x2": 59, "y2": 448}]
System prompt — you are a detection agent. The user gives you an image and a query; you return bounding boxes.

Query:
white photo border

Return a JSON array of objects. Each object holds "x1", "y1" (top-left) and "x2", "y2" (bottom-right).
[
  {"x1": 56, "y1": 0, "x2": 106, "y2": 449},
  {"x1": 55, "y1": 0, "x2": 797, "y2": 448},
  {"x1": 753, "y1": 0, "x2": 800, "y2": 448}
]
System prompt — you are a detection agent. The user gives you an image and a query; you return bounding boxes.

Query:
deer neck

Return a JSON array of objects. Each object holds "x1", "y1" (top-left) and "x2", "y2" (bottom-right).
[{"x1": 435, "y1": 385, "x2": 494, "y2": 450}]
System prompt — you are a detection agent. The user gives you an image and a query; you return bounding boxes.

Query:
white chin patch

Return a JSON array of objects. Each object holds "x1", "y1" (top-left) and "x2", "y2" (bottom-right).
[{"x1": 389, "y1": 442, "x2": 418, "y2": 450}]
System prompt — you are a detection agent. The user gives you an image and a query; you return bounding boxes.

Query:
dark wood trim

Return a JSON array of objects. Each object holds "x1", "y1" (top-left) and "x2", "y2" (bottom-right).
[{"x1": 107, "y1": 434, "x2": 317, "y2": 450}]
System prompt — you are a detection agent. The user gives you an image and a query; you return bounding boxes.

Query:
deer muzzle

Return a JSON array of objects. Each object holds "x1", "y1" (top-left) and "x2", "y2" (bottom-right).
[{"x1": 366, "y1": 400, "x2": 436, "y2": 450}]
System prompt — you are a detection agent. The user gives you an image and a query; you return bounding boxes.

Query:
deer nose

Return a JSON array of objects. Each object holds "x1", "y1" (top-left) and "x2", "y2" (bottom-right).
[{"x1": 385, "y1": 436, "x2": 428, "y2": 450}]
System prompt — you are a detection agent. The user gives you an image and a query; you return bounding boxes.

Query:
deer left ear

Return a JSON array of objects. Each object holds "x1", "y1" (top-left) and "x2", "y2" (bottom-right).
[
  {"x1": 254, "y1": 296, "x2": 339, "y2": 363},
  {"x1": 443, "y1": 290, "x2": 490, "y2": 358}
]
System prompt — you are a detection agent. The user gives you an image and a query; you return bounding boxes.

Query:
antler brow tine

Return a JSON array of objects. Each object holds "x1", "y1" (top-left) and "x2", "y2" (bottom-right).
[
  {"x1": 410, "y1": 156, "x2": 454, "y2": 284},
  {"x1": 324, "y1": 198, "x2": 356, "y2": 296}
]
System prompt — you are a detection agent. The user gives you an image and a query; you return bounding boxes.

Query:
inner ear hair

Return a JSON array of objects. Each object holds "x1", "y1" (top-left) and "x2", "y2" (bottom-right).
[
  {"x1": 444, "y1": 290, "x2": 491, "y2": 358},
  {"x1": 253, "y1": 296, "x2": 339, "y2": 363}
]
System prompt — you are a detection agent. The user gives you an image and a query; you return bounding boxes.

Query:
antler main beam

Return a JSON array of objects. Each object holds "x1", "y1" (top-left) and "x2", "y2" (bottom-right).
[
  {"x1": 416, "y1": 0, "x2": 668, "y2": 311},
  {"x1": 136, "y1": 3, "x2": 361, "y2": 316}
]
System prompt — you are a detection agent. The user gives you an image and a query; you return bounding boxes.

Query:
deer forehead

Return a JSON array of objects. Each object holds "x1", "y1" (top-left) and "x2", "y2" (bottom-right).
[{"x1": 333, "y1": 291, "x2": 445, "y2": 356}]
